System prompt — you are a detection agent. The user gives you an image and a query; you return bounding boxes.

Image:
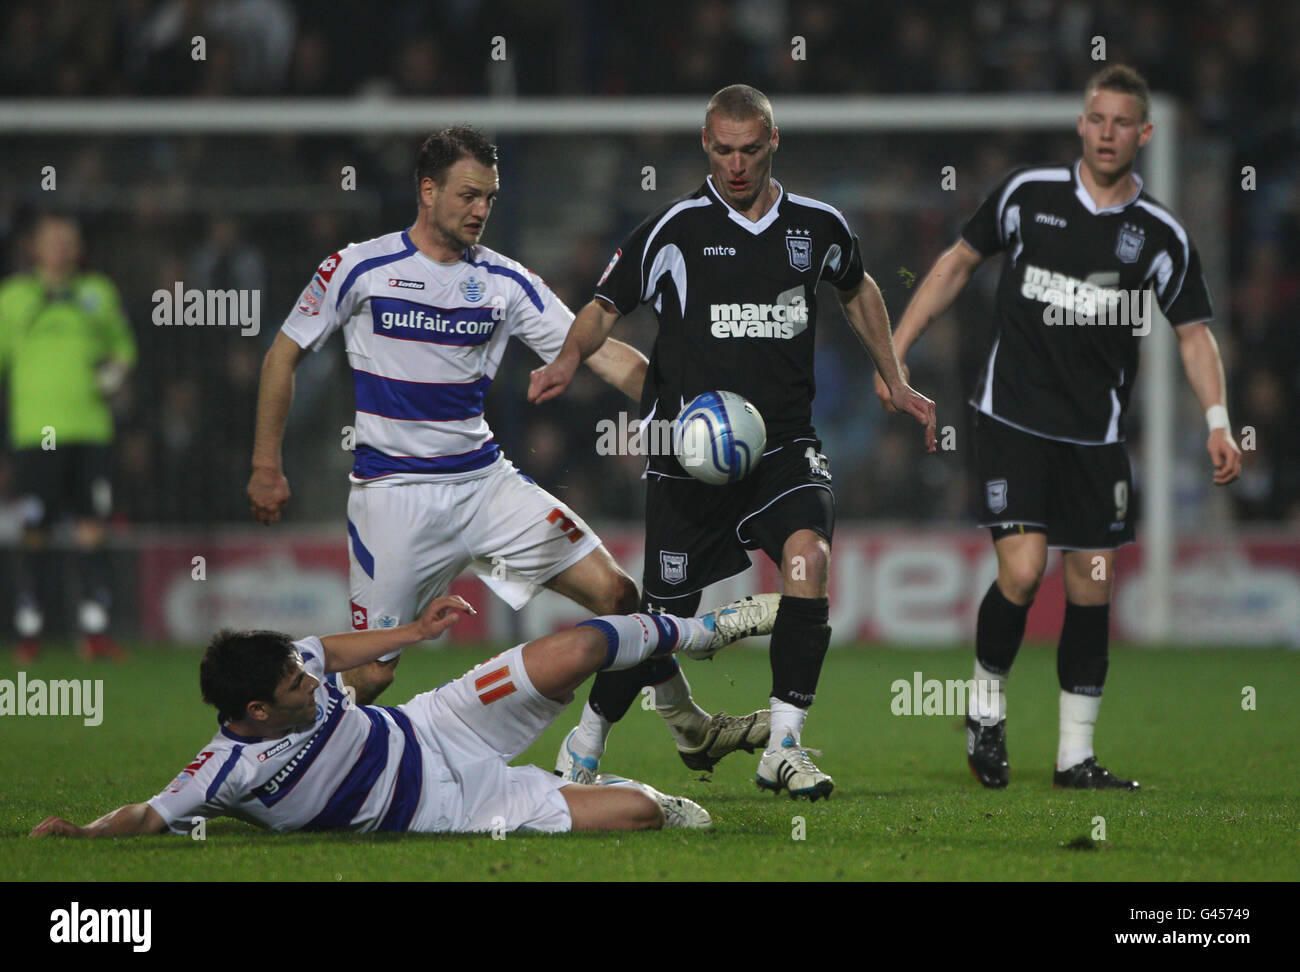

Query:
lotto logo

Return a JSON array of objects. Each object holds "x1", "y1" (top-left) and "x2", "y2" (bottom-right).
[
  {"x1": 475, "y1": 665, "x2": 516, "y2": 705},
  {"x1": 546, "y1": 507, "x2": 584, "y2": 544},
  {"x1": 350, "y1": 601, "x2": 367, "y2": 630},
  {"x1": 316, "y1": 253, "x2": 342, "y2": 282}
]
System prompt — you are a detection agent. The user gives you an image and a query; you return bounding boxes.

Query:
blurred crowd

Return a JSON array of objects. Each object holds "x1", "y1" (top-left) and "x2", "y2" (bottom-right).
[{"x1": 1, "y1": 0, "x2": 1297, "y2": 528}]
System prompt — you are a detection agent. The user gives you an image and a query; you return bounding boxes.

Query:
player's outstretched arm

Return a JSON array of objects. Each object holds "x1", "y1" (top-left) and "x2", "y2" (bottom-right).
[
  {"x1": 1175, "y1": 322, "x2": 1242, "y2": 485},
  {"x1": 30, "y1": 802, "x2": 167, "y2": 838},
  {"x1": 873, "y1": 239, "x2": 984, "y2": 411},
  {"x1": 529, "y1": 298, "x2": 622, "y2": 404},
  {"x1": 247, "y1": 333, "x2": 310, "y2": 524},
  {"x1": 839, "y1": 273, "x2": 938, "y2": 453},
  {"x1": 583, "y1": 337, "x2": 648, "y2": 401},
  {"x1": 321, "y1": 595, "x2": 475, "y2": 673}
]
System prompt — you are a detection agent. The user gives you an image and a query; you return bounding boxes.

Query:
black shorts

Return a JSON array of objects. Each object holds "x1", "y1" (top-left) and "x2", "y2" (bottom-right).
[
  {"x1": 13, "y1": 445, "x2": 113, "y2": 528},
  {"x1": 971, "y1": 409, "x2": 1134, "y2": 550},
  {"x1": 642, "y1": 437, "x2": 835, "y2": 601}
]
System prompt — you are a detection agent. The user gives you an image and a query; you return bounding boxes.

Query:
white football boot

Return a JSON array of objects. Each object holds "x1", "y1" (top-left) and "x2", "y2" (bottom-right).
[
  {"x1": 676, "y1": 709, "x2": 771, "y2": 771},
  {"x1": 594, "y1": 774, "x2": 713, "y2": 829},
  {"x1": 756, "y1": 734, "x2": 834, "y2": 801},
  {"x1": 680, "y1": 593, "x2": 781, "y2": 661},
  {"x1": 554, "y1": 727, "x2": 601, "y2": 784}
]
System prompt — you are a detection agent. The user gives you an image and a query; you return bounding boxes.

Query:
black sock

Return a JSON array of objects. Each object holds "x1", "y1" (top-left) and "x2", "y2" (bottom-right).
[
  {"x1": 586, "y1": 590, "x2": 701, "y2": 722},
  {"x1": 769, "y1": 595, "x2": 830, "y2": 708},
  {"x1": 975, "y1": 581, "x2": 1029, "y2": 676},
  {"x1": 1057, "y1": 601, "x2": 1109, "y2": 696}
]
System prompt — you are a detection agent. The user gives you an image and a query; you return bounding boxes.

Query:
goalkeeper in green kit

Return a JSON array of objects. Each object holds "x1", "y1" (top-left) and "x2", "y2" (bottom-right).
[{"x1": 1, "y1": 215, "x2": 136, "y2": 661}]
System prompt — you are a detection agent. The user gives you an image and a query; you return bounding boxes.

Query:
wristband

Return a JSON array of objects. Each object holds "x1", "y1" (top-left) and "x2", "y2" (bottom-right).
[{"x1": 1206, "y1": 405, "x2": 1230, "y2": 432}]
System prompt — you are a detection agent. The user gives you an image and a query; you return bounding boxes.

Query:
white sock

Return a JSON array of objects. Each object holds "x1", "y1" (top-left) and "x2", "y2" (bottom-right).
[
  {"x1": 570, "y1": 703, "x2": 611, "y2": 761},
  {"x1": 970, "y1": 660, "x2": 1007, "y2": 724},
  {"x1": 1057, "y1": 690, "x2": 1101, "y2": 769},
  {"x1": 581, "y1": 613, "x2": 681, "y2": 670},
  {"x1": 667, "y1": 615, "x2": 711, "y2": 656},
  {"x1": 768, "y1": 698, "x2": 808, "y2": 752},
  {"x1": 652, "y1": 668, "x2": 710, "y2": 746}
]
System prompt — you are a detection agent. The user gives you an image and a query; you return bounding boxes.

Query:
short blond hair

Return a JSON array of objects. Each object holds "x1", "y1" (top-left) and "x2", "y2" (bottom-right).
[
  {"x1": 1085, "y1": 64, "x2": 1150, "y2": 123},
  {"x1": 705, "y1": 84, "x2": 774, "y2": 135}
]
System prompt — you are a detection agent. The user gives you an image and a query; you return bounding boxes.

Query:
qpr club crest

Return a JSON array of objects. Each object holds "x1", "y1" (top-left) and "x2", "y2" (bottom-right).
[
  {"x1": 985, "y1": 479, "x2": 1008, "y2": 515},
  {"x1": 786, "y1": 229, "x2": 812, "y2": 271},
  {"x1": 1115, "y1": 223, "x2": 1145, "y2": 264},
  {"x1": 660, "y1": 551, "x2": 688, "y2": 586},
  {"x1": 460, "y1": 275, "x2": 485, "y2": 303}
]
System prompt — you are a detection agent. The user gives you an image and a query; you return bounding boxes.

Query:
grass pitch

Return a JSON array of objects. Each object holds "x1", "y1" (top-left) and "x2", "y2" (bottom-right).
[{"x1": 2, "y1": 642, "x2": 1296, "y2": 881}]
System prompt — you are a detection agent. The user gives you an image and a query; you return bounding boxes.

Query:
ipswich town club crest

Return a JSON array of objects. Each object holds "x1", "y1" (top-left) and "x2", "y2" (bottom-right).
[
  {"x1": 985, "y1": 479, "x2": 1008, "y2": 515},
  {"x1": 660, "y1": 551, "x2": 688, "y2": 586},
  {"x1": 786, "y1": 231, "x2": 812, "y2": 271},
  {"x1": 1115, "y1": 223, "x2": 1145, "y2": 264}
]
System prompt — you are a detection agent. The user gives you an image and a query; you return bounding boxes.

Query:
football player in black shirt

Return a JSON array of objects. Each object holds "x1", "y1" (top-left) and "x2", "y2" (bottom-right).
[
  {"x1": 880, "y1": 65, "x2": 1241, "y2": 790},
  {"x1": 532, "y1": 85, "x2": 935, "y2": 799}
]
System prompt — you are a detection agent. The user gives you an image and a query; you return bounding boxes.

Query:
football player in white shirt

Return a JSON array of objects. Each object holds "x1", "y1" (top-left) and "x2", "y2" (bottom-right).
[
  {"x1": 29, "y1": 593, "x2": 780, "y2": 838},
  {"x1": 245, "y1": 127, "x2": 768, "y2": 775}
]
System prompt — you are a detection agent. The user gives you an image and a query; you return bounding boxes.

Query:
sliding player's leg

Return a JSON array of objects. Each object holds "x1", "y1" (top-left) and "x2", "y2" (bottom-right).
[
  {"x1": 557, "y1": 585, "x2": 773, "y2": 781},
  {"x1": 532, "y1": 613, "x2": 769, "y2": 827},
  {"x1": 412, "y1": 614, "x2": 738, "y2": 832},
  {"x1": 555, "y1": 469, "x2": 772, "y2": 782}
]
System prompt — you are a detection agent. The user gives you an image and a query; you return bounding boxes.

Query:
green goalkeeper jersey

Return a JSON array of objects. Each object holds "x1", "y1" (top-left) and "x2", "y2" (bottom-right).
[{"x1": 0, "y1": 271, "x2": 137, "y2": 449}]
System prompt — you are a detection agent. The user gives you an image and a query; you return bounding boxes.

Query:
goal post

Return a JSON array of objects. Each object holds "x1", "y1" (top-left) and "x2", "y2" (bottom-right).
[{"x1": 0, "y1": 94, "x2": 1182, "y2": 640}]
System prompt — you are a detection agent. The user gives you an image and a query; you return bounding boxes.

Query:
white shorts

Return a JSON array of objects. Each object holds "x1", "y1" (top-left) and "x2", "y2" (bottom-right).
[
  {"x1": 400, "y1": 643, "x2": 572, "y2": 833},
  {"x1": 347, "y1": 457, "x2": 602, "y2": 635}
]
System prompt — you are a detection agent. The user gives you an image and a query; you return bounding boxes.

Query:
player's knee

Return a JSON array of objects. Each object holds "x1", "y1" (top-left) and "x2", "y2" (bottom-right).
[
  {"x1": 571, "y1": 625, "x2": 610, "y2": 673},
  {"x1": 1067, "y1": 573, "x2": 1112, "y2": 606},
  {"x1": 1000, "y1": 560, "x2": 1045, "y2": 604},
  {"x1": 784, "y1": 534, "x2": 829, "y2": 586},
  {"x1": 595, "y1": 572, "x2": 639, "y2": 616},
  {"x1": 345, "y1": 658, "x2": 398, "y2": 705}
]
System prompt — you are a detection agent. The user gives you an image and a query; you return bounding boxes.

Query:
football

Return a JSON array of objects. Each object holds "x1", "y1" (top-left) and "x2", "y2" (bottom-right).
[{"x1": 674, "y1": 390, "x2": 767, "y2": 485}]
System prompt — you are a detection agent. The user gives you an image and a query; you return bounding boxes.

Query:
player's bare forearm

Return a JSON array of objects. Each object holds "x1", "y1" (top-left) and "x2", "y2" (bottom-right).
[
  {"x1": 248, "y1": 334, "x2": 308, "y2": 523},
  {"x1": 583, "y1": 337, "x2": 648, "y2": 401},
  {"x1": 1175, "y1": 322, "x2": 1228, "y2": 412},
  {"x1": 571, "y1": 298, "x2": 622, "y2": 361},
  {"x1": 321, "y1": 595, "x2": 474, "y2": 672},
  {"x1": 529, "y1": 298, "x2": 622, "y2": 404},
  {"x1": 893, "y1": 239, "x2": 983, "y2": 357},
  {"x1": 1176, "y1": 321, "x2": 1242, "y2": 484},
  {"x1": 843, "y1": 275, "x2": 939, "y2": 452},
  {"x1": 250, "y1": 334, "x2": 308, "y2": 473},
  {"x1": 840, "y1": 274, "x2": 905, "y2": 388},
  {"x1": 31, "y1": 802, "x2": 167, "y2": 838}
]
